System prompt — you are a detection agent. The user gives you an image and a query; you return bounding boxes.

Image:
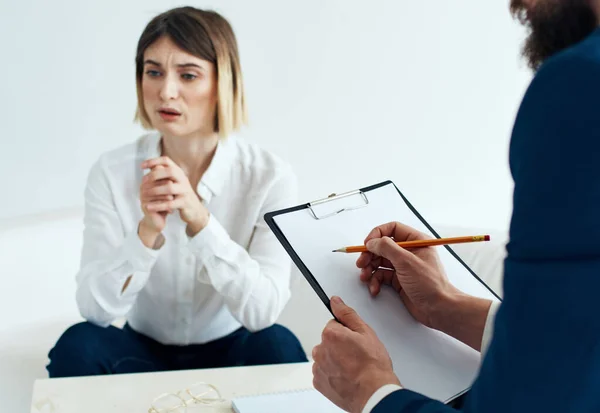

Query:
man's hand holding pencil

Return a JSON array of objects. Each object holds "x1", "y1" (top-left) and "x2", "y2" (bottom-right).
[
  {"x1": 355, "y1": 221, "x2": 493, "y2": 351},
  {"x1": 313, "y1": 221, "x2": 495, "y2": 411}
]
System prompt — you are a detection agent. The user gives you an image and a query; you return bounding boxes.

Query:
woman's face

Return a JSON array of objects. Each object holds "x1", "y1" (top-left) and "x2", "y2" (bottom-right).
[{"x1": 141, "y1": 36, "x2": 217, "y2": 138}]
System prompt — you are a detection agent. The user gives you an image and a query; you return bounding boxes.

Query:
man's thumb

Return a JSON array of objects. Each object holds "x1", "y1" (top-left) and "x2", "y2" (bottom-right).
[{"x1": 330, "y1": 296, "x2": 365, "y2": 332}]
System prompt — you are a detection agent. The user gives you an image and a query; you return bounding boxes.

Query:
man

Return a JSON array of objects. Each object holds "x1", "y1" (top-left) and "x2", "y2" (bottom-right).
[{"x1": 312, "y1": 0, "x2": 600, "y2": 412}]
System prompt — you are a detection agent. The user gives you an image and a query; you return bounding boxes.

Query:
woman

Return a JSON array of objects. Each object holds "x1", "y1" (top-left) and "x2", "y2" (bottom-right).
[{"x1": 47, "y1": 6, "x2": 307, "y2": 377}]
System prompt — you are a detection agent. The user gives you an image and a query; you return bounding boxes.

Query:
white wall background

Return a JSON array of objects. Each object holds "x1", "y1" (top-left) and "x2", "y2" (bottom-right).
[
  {"x1": 0, "y1": 0, "x2": 531, "y2": 232},
  {"x1": 0, "y1": 2, "x2": 531, "y2": 411}
]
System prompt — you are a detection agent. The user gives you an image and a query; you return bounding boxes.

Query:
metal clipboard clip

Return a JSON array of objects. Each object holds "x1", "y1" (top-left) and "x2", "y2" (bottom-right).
[{"x1": 307, "y1": 189, "x2": 370, "y2": 220}]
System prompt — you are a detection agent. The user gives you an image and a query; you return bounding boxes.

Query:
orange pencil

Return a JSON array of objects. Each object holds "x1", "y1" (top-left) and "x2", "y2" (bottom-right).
[{"x1": 332, "y1": 235, "x2": 490, "y2": 253}]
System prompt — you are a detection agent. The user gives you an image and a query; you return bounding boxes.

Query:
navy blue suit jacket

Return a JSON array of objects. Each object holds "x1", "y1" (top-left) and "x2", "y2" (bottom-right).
[{"x1": 374, "y1": 29, "x2": 600, "y2": 412}]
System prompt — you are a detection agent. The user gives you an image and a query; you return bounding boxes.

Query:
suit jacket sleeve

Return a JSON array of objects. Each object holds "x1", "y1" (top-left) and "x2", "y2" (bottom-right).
[
  {"x1": 373, "y1": 49, "x2": 600, "y2": 412},
  {"x1": 372, "y1": 389, "x2": 455, "y2": 413},
  {"x1": 462, "y1": 49, "x2": 600, "y2": 412}
]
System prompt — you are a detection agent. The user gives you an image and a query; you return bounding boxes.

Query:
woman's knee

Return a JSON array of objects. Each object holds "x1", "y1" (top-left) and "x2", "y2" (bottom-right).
[
  {"x1": 248, "y1": 324, "x2": 308, "y2": 364},
  {"x1": 50, "y1": 322, "x2": 107, "y2": 355},
  {"x1": 47, "y1": 322, "x2": 115, "y2": 377}
]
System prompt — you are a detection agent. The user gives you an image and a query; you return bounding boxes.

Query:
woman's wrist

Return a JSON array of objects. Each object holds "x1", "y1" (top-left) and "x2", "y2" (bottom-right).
[
  {"x1": 138, "y1": 219, "x2": 162, "y2": 249},
  {"x1": 186, "y1": 210, "x2": 210, "y2": 237}
]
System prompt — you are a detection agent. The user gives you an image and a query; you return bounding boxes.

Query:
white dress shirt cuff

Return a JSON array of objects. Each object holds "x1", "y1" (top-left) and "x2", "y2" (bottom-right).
[
  {"x1": 121, "y1": 228, "x2": 162, "y2": 273},
  {"x1": 481, "y1": 300, "x2": 501, "y2": 356},
  {"x1": 187, "y1": 214, "x2": 230, "y2": 261},
  {"x1": 361, "y1": 384, "x2": 403, "y2": 413}
]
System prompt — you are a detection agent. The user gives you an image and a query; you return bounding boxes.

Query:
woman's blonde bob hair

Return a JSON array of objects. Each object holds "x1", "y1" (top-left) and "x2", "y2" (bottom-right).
[{"x1": 134, "y1": 6, "x2": 247, "y2": 138}]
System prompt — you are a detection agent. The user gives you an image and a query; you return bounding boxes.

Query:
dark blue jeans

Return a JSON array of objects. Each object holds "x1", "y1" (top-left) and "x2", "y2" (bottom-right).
[{"x1": 46, "y1": 322, "x2": 307, "y2": 378}]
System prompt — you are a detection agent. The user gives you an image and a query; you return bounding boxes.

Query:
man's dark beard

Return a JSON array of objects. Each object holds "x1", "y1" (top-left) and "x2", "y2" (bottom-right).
[{"x1": 510, "y1": 0, "x2": 598, "y2": 70}]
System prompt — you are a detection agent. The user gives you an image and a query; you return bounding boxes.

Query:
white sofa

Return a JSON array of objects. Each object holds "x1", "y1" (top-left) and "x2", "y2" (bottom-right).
[{"x1": 0, "y1": 209, "x2": 507, "y2": 413}]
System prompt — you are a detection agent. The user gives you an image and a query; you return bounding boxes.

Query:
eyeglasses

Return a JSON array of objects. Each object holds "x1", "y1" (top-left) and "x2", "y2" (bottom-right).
[{"x1": 148, "y1": 382, "x2": 227, "y2": 412}]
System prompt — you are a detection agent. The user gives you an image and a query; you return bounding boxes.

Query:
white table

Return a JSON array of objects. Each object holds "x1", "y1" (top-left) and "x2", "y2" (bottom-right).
[{"x1": 30, "y1": 361, "x2": 315, "y2": 412}]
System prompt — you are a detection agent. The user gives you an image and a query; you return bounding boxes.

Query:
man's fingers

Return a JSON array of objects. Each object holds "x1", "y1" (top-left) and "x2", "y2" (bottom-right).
[
  {"x1": 319, "y1": 321, "x2": 349, "y2": 365},
  {"x1": 364, "y1": 257, "x2": 394, "y2": 274},
  {"x1": 364, "y1": 222, "x2": 401, "y2": 244},
  {"x1": 364, "y1": 221, "x2": 430, "y2": 244},
  {"x1": 388, "y1": 221, "x2": 430, "y2": 242},
  {"x1": 369, "y1": 276, "x2": 381, "y2": 296},
  {"x1": 366, "y1": 256, "x2": 382, "y2": 271},
  {"x1": 360, "y1": 263, "x2": 394, "y2": 282},
  {"x1": 359, "y1": 267, "x2": 370, "y2": 282},
  {"x1": 356, "y1": 252, "x2": 394, "y2": 272},
  {"x1": 312, "y1": 344, "x2": 323, "y2": 363},
  {"x1": 330, "y1": 296, "x2": 366, "y2": 333},
  {"x1": 356, "y1": 251, "x2": 372, "y2": 268},
  {"x1": 312, "y1": 361, "x2": 332, "y2": 398},
  {"x1": 391, "y1": 275, "x2": 402, "y2": 293},
  {"x1": 366, "y1": 237, "x2": 415, "y2": 268},
  {"x1": 368, "y1": 268, "x2": 396, "y2": 296}
]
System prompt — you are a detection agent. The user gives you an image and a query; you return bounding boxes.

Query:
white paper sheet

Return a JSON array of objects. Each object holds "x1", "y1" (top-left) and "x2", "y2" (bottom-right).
[
  {"x1": 232, "y1": 388, "x2": 343, "y2": 413},
  {"x1": 272, "y1": 182, "x2": 500, "y2": 402}
]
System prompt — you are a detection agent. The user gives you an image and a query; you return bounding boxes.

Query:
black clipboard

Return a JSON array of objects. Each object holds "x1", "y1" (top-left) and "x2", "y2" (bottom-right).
[
  {"x1": 264, "y1": 179, "x2": 501, "y2": 317},
  {"x1": 264, "y1": 179, "x2": 501, "y2": 405}
]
